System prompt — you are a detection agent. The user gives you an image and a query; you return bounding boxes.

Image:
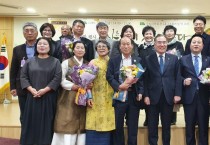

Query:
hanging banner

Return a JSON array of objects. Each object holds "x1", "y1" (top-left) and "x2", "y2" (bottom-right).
[{"x1": 48, "y1": 18, "x2": 204, "y2": 45}]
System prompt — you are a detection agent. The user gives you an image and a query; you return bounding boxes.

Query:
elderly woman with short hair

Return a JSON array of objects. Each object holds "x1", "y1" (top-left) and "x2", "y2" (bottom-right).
[{"x1": 86, "y1": 40, "x2": 115, "y2": 145}]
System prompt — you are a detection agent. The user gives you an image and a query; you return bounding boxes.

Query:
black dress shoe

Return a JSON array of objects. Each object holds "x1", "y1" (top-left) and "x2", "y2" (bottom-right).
[{"x1": 171, "y1": 122, "x2": 176, "y2": 125}]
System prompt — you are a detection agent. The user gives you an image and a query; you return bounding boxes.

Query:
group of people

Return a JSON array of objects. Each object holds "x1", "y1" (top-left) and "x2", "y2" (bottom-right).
[{"x1": 9, "y1": 15, "x2": 210, "y2": 145}]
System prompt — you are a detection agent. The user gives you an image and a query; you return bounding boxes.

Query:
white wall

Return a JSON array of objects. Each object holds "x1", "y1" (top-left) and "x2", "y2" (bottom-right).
[{"x1": 13, "y1": 17, "x2": 210, "y2": 47}]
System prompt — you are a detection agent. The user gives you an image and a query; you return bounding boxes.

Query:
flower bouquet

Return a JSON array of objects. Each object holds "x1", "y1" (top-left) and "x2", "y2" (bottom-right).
[
  {"x1": 199, "y1": 68, "x2": 210, "y2": 84},
  {"x1": 61, "y1": 37, "x2": 74, "y2": 60},
  {"x1": 69, "y1": 64, "x2": 99, "y2": 106},
  {"x1": 166, "y1": 48, "x2": 181, "y2": 59},
  {"x1": 65, "y1": 41, "x2": 74, "y2": 53},
  {"x1": 113, "y1": 63, "x2": 144, "y2": 102}
]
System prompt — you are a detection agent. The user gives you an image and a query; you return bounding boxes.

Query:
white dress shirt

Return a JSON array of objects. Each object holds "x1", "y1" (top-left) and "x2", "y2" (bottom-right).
[
  {"x1": 121, "y1": 54, "x2": 132, "y2": 67},
  {"x1": 156, "y1": 52, "x2": 165, "y2": 64}
]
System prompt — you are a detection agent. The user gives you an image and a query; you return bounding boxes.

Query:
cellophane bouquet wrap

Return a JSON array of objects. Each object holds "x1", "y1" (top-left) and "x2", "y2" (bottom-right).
[
  {"x1": 199, "y1": 68, "x2": 210, "y2": 84},
  {"x1": 113, "y1": 63, "x2": 144, "y2": 102},
  {"x1": 166, "y1": 48, "x2": 182, "y2": 59},
  {"x1": 69, "y1": 64, "x2": 99, "y2": 106}
]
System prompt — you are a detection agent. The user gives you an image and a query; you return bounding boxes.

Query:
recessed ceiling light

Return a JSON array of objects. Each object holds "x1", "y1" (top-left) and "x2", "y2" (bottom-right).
[
  {"x1": 182, "y1": 9, "x2": 189, "y2": 14},
  {"x1": 130, "y1": 9, "x2": 138, "y2": 14},
  {"x1": 79, "y1": 8, "x2": 87, "y2": 13},
  {"x1": 26, "y1": 7, "x2": 36, "y2": 13}
]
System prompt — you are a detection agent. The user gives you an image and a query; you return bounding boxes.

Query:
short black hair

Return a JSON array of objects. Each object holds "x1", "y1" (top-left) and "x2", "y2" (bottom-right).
[
  {"x1": 163, "y1": 25, "x2": 177, "y2": 35},
  {"x1": 72, "y1": 20, "x2": 85, "y2": 27},
  {"x1": 142, "y1": 25, "x2": 156, "y2": 36},
  {"x1": 72, "y1": 41, "x2": 86, "y2": 50},
  {"x1": 34, "y1": 37, "x2": 53, "y2": 56},
  {"x1": 193, "y1": 15, "x2": 206, "y2": 25},
  {"x1": 95, "y1": 40, "x2": 111, "y2": 51},
  {"x1": 120, "y1": 25, "x2": 136, "y2": 39},
  {"x1": 191, "y1": 34, "x2": 204, "y2": 44},
  {"x1": 39, "y1": 23, "x2": 56, "y2": 37}
]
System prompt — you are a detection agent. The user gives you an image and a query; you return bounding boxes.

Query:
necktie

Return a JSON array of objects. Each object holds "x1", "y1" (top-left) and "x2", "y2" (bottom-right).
[
  {"x1": 159, "y1": 55, "x2": 164, "y2": 74},
  {"x1": 194, "y1": 56, "x2": 199, "y2": 76}
]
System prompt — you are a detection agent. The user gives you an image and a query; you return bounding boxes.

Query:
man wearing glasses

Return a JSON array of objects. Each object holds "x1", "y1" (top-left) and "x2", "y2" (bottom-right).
[
  {"x1": 184, "y1": 15, "x2": 210, "y2": 56},
  {"x1": 144, "y1": 34, "x2": 182, "y2": 145},
  {"x1": 10, "y1": 22, "x2": 38, "y2": 128}
]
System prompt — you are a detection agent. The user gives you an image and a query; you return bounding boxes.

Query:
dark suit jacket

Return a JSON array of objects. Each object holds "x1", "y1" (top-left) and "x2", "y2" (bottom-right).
[
  {"x1": 144, "y1": 52, "x2": 182, "y2": 105},
  {"x1": 180, "y1": 54, "x2": 210, "y2": 104},
  {"x1": 51, "y1": 39, "x2": 62, "y2": 62},
  {"x1": 80, "y1": 37, "x2": 94, "y2": 62},
  {"x1": 106, "y1": 55, "x2": 144, "y2": 106},
  {"x1": 10, "y1": 44, "x2": 28, "y2": 96},
  {"x1": 184, "y1": 32, "x2": 210, "y2": 56}
]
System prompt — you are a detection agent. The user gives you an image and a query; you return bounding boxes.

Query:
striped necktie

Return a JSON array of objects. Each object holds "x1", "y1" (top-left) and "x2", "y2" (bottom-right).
[{"x1": 194, "y1": 55, "x2": 199, "y2": 76}]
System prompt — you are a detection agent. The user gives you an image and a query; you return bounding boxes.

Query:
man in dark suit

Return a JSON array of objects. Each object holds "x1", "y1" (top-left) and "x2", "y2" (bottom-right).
[
  {"x1": 180, "y1": 34, "x2": 210, "y2": 145},
  {"x1": 56, "y1": 24, "x2": 72, "y2": 62},
  {"x1": 184, "y1": 15, "x2": 210, "y2": 56},
  {"x1": 106, "y1": 37, "x2": 144, "y2": 145},
  {"x1": 144, "y1": 34, "x2": 182, "y2": 145},
  {"x1": 71, "y1": 19, "x2": 94, "y2": 62},
  {"x1": 10, "y1": 22, "x2": 38, "y2": 125}
]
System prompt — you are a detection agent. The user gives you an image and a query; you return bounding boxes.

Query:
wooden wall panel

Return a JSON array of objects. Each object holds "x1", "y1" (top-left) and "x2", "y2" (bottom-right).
[
  {"x1": 0, "y1": 126, "x2": 208, "y2": 144},
  {"x1": 0, "y1": 127, "x2": 20, "y2": 139}
]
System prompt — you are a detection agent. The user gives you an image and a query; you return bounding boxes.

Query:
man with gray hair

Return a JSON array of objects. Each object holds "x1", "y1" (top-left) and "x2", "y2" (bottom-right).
[
  {"x1": 92, "y1": 22, "x2": 115, "y2": 58},
  {"x1": 10, "y1": 22, "x2": 38, "y2": 127}
]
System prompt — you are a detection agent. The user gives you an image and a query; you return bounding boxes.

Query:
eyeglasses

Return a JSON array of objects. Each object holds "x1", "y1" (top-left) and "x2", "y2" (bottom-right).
[
  {"x1": 156, "y1": 41, "x2": 167, "y2": 45},
  {"x1": 24, "y1": 29, "x2": 36, "y2": 34},
  {"x1": 43, "y1": 29, "x2": 52, "y2": 33},
  {"x1": 97, "y1": 45, "x2": 107, "y2": 49}
]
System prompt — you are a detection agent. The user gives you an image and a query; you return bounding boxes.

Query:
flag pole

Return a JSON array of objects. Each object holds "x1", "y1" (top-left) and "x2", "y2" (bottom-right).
[{"x1": 3, "y1": 92, "x2": 10, "y2": 104}]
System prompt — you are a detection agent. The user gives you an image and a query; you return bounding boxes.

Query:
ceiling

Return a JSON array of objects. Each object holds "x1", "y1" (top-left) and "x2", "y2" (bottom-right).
[{"x1": 0, "y1": 0, "x2": 210, "y2": 18}]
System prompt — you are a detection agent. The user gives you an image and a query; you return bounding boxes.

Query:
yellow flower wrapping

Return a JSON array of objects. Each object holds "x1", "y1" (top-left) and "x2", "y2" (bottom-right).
[
  {"x1": 75, "y1": 88, "x2": 86, "y2": 105},
  {"x1": 114, "y1": 92, "x2": 119, "y2": 98}
]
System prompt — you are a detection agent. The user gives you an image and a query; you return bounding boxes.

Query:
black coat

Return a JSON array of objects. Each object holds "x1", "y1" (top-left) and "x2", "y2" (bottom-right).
[
  {"x1": 10, "y1": 44, "x2": 28, "y2": 96},
  {"x1": 138, "y1": 44, "x2": 155, "y2": 61},
  {"x1": 167, "y1": 41, "x2": 184, "y2": 56}
]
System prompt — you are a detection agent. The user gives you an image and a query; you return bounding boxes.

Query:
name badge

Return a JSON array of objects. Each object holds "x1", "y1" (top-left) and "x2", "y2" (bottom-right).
[{"x1": 21, "y1": 57, "x2": 26, "y2": 67}]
